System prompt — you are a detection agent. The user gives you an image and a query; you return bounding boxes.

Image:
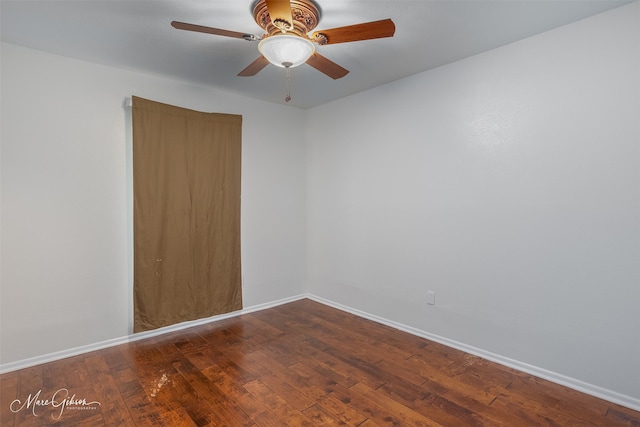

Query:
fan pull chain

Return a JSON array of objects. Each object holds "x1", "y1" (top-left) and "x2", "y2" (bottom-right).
[{"x1": 285, "y1": 67, "x2": 292, "y2": 103}]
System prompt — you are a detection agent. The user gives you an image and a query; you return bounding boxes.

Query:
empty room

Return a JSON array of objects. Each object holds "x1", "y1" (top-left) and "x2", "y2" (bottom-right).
[{"x1": 1, "y1": 0, "x2": 639, "y2": 425}]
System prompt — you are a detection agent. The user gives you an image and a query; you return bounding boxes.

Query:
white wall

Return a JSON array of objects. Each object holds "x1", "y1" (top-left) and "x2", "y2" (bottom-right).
[
  {"x1": 307, "y1": 2, "x2": 640, "y2": 404},
  {"x1": 0, "y1": 43, "x2": 307, "y2": 364}
]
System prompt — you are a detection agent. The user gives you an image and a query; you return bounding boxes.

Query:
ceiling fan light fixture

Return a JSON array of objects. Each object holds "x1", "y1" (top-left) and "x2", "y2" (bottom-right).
[{"x1": 258, "y1": 34, "x2": 315, "y2": 68}]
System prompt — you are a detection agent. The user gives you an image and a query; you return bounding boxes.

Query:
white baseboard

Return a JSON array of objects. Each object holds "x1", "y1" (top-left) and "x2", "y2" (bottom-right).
[
  {"x1": 307, "y1": 294, "x2": 640, "y2": 413},
  {"x1": 0, "y1": 294, "x2": 307, "y2": 375},
  {"x1": 2, "y1": 292, "x2": 638, "y2": 413}
]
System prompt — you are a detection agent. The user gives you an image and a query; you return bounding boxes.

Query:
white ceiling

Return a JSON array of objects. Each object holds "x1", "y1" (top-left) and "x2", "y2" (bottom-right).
[{"x1": 1, "y1": 0, "x2": 632, "y2": 109}]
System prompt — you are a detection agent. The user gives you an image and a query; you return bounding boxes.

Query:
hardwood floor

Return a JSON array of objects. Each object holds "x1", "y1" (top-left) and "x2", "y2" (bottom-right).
[{"x1": 1, "y1": 299, "x2": 639, "y2": 426}]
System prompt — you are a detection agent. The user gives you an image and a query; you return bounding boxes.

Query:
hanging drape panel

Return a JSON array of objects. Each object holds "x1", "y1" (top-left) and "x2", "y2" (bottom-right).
[{"x1": 132, "y1": 96, "x2": 242, "y2": 333}]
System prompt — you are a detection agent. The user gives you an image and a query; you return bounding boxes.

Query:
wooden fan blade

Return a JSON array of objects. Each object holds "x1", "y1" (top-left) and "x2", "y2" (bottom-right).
[
  {"x1": 311, "y1": 19, "x2": 395, "y2": 45},
  {"x1": 237, "y1": 56, "x2": 270, "y2": 77},
  {"x1": 306, "y1": 53, "x2": 349, "y2": 80},
  {"x1": 171, "y1": 21, "x2": 258, "y2": 40},
  {"x1": 265, "y1": 0, "x2": 293, "y2": 31}
]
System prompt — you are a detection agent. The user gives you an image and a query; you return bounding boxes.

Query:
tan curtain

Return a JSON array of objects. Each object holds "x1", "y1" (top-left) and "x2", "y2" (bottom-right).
[{"x1": 132, "y1": 96, "x2": 242, "y2": 332}]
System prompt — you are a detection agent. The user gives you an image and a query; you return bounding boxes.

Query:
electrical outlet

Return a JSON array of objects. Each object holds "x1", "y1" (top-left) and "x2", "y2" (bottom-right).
[{"x1": 427, "y1": 290, "x2": 435, "y2": 305}]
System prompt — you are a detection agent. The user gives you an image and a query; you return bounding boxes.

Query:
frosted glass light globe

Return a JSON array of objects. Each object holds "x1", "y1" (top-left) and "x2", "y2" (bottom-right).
[{"x1": 258, "y1": 34, "x2": 315, "y2": 68}]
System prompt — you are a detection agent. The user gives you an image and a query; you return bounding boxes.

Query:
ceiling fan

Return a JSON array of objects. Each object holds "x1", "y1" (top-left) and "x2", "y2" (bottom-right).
[{"x1": 171, "y1": 0, "x2": 395, "y2": 80}]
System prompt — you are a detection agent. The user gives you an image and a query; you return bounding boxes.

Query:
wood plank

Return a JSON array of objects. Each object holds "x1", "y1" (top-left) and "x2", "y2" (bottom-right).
[
  {"x1": 0, "y1": 374, "x2": 18, "y2": 426},
  {"x1": 489, "y1": 394, "x2": 599, "y2": 426},
  {"x1": 172, "y1": 355, "x2": 254, "y2": 426},
  {"x1": 285, "y1": 300, "x2": 423, "y2": 362},
  {"x1": 606, "y1": 405, "x2": 640, "y2": 426},
  {"x1": 242, "y1": 379, "x2": 317, "y2": 426},
  {"x1": 287, "y1": 362, "x2": 368, "y2": 426},
  {"x1": 348, "y1": 382, "x2": 443, "y2": 427},
  {"x1": 241, "y1": 350, "x2": 317, "y2": 411},
  {"x1": 201, "y1": 369, "x2": 273, "y2": 426},
  {"x1": 99, "y1": 394, "x2": 138, "y2": 426},
  {"x1": 302, "y1": 404, "x2": 350, "y2": 426},
  {"x1": 501, "y1": 373, "x2": 610, "y2": 422}
]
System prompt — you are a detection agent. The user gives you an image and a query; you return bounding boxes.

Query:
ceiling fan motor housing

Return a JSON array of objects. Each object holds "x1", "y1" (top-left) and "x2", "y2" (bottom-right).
[{"x1": 252, "y1": 0, "x2": 322, "y2": 38}]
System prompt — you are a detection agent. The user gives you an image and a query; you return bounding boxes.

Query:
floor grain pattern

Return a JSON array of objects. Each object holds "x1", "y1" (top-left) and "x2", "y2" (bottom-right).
[{"x1": 1, "y1": 299, "x2": 639, "y2": 426}]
